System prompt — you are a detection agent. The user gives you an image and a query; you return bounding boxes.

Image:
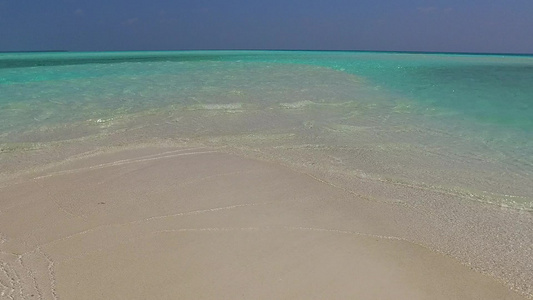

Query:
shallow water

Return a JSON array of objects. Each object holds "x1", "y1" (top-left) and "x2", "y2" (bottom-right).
[{"x1": 1, "y1": 51, "x2": 531, "y2": 209}]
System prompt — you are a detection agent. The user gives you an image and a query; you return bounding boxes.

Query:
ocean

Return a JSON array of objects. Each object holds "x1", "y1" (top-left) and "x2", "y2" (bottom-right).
[{"x1": 1, "y1": 51, "x2": 531, "y2": 210}]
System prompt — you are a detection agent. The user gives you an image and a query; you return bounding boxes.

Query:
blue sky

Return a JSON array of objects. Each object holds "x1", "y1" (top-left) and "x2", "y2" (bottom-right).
[{"x1": 1, "y1": 0, "x2": 532, "y2": 53}]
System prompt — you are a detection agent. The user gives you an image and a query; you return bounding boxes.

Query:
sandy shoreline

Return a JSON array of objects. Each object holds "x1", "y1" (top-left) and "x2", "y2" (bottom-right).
[{"x1": 0, "y1": 146, "x2": 527, "y2": 299}]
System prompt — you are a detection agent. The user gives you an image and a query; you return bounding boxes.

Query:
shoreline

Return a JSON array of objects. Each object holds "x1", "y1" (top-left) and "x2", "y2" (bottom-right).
[{"x1": 1, "y1": 52, "x2": 532, "y2": 298}]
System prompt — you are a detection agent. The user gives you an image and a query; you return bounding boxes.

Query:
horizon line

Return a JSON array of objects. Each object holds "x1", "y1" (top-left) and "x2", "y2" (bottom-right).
[{"x1": 1, "y1": 49, "x2": 533, "y2": 56}]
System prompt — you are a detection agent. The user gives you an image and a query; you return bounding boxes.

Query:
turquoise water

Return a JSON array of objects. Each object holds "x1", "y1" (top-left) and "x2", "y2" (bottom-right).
[{"x1": 1, "y1": 51, "x2": 532, "y2": 209}]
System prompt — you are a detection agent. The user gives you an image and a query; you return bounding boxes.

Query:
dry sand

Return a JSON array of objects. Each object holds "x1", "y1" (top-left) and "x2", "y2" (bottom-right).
[{"x1": 0, "y1": 146, "x2": 527, "y2": 299}]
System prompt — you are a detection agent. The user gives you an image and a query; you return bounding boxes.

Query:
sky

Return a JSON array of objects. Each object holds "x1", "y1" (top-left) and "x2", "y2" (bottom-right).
[{"x1": 0, "y1": 0, "x2": 532, "y2": 53}]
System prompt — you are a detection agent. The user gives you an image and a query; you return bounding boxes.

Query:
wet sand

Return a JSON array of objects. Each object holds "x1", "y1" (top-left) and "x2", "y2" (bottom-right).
[{"x1": 0, "y1": 146, "x2": 527, "y2": 299}]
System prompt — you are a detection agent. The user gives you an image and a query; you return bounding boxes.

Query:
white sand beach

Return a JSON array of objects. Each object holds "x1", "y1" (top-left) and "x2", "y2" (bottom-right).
[{"x1": 0, "y1": 146, "x2": 527, "y2": 299}]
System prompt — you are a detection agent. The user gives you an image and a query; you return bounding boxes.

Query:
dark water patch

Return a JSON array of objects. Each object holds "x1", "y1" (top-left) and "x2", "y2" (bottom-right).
[{"x1": 0, "y1": 52, "x2": 246, "y2": 69}]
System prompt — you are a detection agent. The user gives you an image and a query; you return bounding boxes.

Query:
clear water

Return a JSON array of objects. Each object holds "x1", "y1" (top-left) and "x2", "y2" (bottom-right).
[{"x1": 1, "y1": 51, "x2": 532, "y2": 209}]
